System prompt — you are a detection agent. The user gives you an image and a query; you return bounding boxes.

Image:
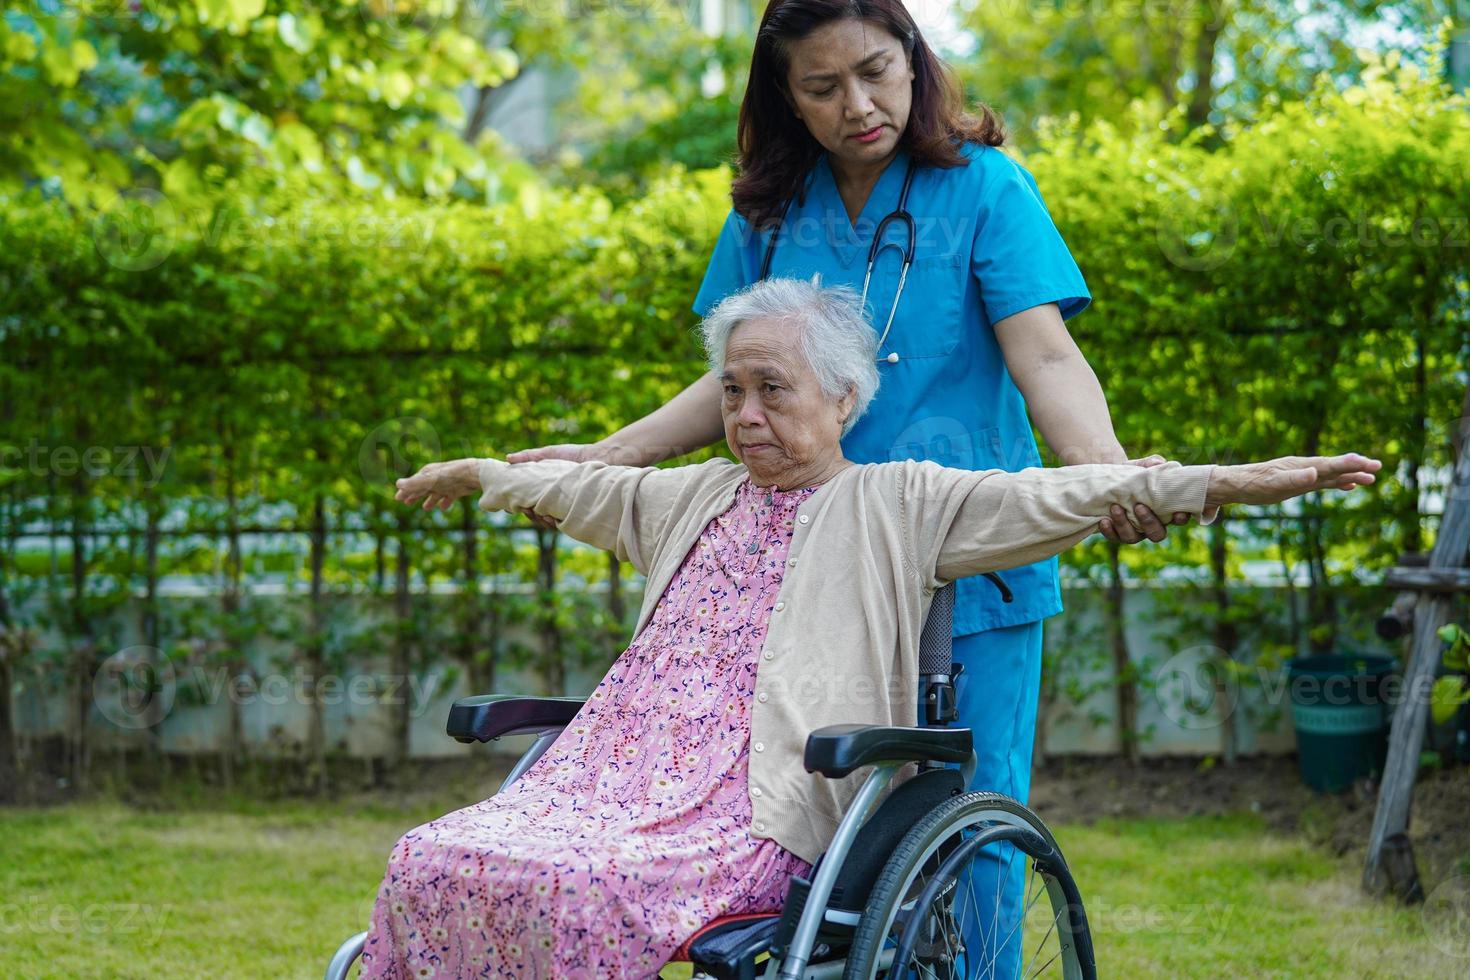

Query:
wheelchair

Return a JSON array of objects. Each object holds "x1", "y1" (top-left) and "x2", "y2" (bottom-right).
[{"x1": 326, "y1": 580, "x2": 1097, "y2": 980}]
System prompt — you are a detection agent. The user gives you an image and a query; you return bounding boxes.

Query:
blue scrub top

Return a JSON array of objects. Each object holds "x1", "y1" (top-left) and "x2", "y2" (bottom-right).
[{"x1": 692, "y1": 141, "x2": 1091, "y2": 635}]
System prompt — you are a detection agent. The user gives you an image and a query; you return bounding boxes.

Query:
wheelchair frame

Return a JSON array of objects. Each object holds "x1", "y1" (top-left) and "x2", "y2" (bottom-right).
[{"x1": 325, "y1": 581, "x2": 1097, "y2": 980}]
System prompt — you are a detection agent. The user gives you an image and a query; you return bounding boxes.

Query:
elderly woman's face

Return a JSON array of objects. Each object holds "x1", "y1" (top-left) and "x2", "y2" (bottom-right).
[
  {"x1": 783, "y1": 18, "x2": 914, "y2": 171},
  {"x1": 720, "y1": 318, "x2": 853, "y2": 488}
]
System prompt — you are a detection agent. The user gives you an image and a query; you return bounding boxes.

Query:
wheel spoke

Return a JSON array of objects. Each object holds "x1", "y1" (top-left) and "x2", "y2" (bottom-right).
[
  {"x1": 981, "y1": 836, "x2": 1018, "y2": 976},
  {"x1": 1023, "y1": 899, "x2": 1064, "y2": 978},
  {"x1": 940, "y1": 885, "x2": 961, "y2": 979},
  {"x1": 1026, "y1": 948, "x2": 1062, "y2": 980},
  {"x1": 853, "y1": 795, "x2": 1091, "y2": 980},
  {"x1": 988, "y1": 858, "x2": 1042, "y2": 973}
]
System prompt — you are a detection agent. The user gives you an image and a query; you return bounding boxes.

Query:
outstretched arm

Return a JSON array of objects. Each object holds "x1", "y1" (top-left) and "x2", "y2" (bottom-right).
[
  {"x1": 919, "y1": 454, "x2": 1380, "y2": 584},
  {"x1": 394, "y1": 457, "x2": 715, "y2": 573}
]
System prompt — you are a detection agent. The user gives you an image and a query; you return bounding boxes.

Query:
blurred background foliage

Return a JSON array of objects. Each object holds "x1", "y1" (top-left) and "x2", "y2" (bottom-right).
[
  {"x1": 1, "y1": 1, "x2": 1468, "y2": 784},
  {"x1": 955, "y1": 0, "x2": 1460, "y2": 143},
  {"x1": 2, "y1": 0, "x2": 1464, "y2": 207}
]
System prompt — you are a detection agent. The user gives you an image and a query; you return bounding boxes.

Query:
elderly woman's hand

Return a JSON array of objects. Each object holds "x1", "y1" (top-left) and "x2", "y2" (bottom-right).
[
  {"x1": 1099, "y1": 454, "x2": 1192, "y2": 544},
  {"x1": 395, "y1": 459, "x2": 482, "y2": 512},
  {"x1": 1206, "y1": 453, "x2": 1381, "y2": 508}
]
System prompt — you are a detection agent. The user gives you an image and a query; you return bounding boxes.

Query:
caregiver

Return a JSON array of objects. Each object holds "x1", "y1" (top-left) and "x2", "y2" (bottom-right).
[{"x1": 508, "y1": 0, "x2": 1184, "y2": 966}]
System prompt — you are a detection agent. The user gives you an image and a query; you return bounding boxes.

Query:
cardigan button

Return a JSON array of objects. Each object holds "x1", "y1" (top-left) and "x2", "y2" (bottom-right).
[
  {"x1": 798, "y1": 514, "x2": 810, "y2": 525},
  {"x1": 762, "y1": 651, "x2": 773, "y2": 661},
  {"x1": 750, "y1": 786, "x2": 763, "y2": 798},
  {"x1": 757, "y1": 691, "x2": 769, "y2": 703},
  {"x1": 774, "y1": 601, "x2": 785, "y2": 612},
  {"x1": 753, "y1": 741, "x2": 765, "y2": 752},
  {"x1": 755, "y1": 821, "x2": 767, "y2": 833}
]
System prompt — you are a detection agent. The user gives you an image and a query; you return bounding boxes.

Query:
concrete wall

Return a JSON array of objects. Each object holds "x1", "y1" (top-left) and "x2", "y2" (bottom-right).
[{"x1": 7, "y1": 580, "x2": 1392, "y2": 764}]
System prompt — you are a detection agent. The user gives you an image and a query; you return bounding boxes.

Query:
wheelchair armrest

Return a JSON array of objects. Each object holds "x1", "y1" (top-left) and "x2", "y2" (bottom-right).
[
  {"x1": 803, "y1": 724, "x2": 973, "y2": 778},
  {"x1": 446, "y1": 694, "x2": 587, "y2": 743}
]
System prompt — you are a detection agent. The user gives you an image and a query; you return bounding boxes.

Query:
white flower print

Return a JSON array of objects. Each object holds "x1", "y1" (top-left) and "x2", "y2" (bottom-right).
[{"x1": 357, "y1": 479, "x2": 818, "y2": 979}]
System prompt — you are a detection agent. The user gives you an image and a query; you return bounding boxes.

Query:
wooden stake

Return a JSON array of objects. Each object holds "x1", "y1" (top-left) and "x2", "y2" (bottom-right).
[{"x1": 1363, "y1": 386, "x2": 1470, "y2": 896}]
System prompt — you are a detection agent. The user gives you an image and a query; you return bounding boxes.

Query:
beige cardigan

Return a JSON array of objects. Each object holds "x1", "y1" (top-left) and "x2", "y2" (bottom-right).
[{"x1": 477, "y1": 456, "x2": 1213, "y2": 863}]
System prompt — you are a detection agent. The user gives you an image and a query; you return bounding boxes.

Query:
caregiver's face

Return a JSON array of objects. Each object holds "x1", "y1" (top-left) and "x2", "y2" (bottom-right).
[
  {"x1": 783, "y1": 18, "x2": 914, "y2": 170},
  {"x1": 720, "y1": 317, "x2": 852, "y2": 488}
]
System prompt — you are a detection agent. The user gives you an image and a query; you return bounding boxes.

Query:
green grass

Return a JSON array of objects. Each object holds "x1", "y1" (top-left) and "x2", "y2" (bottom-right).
[
  {"x1": 1059, "y1": 814, "x2": 1467, "y2": 977},
  {"x1": 1, "y1": 801, "x2": 1463, "y2": 978}
]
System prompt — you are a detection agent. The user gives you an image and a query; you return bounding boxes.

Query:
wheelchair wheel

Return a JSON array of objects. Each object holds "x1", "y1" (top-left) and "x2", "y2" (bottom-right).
[{"x1": 841, "y1": 791, "x2": 1096, "y2": 980}]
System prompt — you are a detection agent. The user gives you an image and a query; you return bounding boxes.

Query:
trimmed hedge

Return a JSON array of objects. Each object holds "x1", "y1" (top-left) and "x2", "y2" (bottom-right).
[{"x1": 1, "y1": 60, "x2": 1467, "y2": 769}]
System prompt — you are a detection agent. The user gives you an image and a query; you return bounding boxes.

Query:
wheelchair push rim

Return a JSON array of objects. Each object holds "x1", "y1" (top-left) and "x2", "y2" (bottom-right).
[{"x1": 840, "y1": 791, "x2": 1096, "y2": 980}]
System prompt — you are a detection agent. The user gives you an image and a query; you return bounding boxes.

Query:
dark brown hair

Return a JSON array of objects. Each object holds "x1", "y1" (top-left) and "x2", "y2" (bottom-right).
[{"x1": 731, "y1": 0, "x2": 1006, "y2": 231}]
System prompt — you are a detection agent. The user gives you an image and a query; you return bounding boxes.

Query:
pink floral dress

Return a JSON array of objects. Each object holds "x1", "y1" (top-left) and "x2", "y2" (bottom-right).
[{"x1": 359, "y1": 477, "x2": 818, "y2": 979}]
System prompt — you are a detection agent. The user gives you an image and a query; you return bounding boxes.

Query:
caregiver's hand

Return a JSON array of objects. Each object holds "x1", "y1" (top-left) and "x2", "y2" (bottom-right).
[
  {"x1": 394, "y1": 459, "x2": 481, "y2": 512},
  {"x1": 504, "y1": 442, "x2": 648, "y2": 529},
  {"x1": 505, "y1": 442, "x2": 650, "y2": 466},
  {"x1": 1099, "y1": 454, "x2": 1192, "y2": 545},
  {"x1": 1206, "y1": 453, "x2": 1382, "y2": 509}
]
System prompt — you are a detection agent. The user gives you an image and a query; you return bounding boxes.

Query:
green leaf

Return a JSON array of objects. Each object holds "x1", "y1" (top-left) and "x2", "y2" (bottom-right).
[
  {"x1": 345, "y1": 155, "x2": 382, "y2": 191},
  {"x1": 71, "y1": 40, "x2": 97, "y2": 74},
  {"x1": 238, "y1": 113, "x2": 272, "y2": 149},
  {"x1": 1446, "y1": 645, "x2": 1470, "y2": 673},
  {"x1": 381, "y1": 70, "x2": 413, "y2": 110},
  {"x1": 1430, "y1": 676, "x2": 1470, "y2": 726},
  {"x1": 276, "y1": 14, "x2": 311, "y2": 55},
  {"x1": 195, "y1": 0, "x2": 229, "y2": 26},
  {"x1": 4, "y1": 29, "x2": 38, "y2": 65},
  {"x1": 41, "y1": 38, "x2": 95, "y2": 87},
  {"x1": 228, "y1": 0, "x2": 267, "y2": 28}
]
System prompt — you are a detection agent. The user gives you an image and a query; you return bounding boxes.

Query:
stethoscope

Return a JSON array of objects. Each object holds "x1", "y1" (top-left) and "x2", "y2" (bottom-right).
[
  {"x1": 758, "y1": 157, "x2": 1016, "y2": 612},
  {"x1": 760, "y1": 157, "x2": 919, "y2": 365}
]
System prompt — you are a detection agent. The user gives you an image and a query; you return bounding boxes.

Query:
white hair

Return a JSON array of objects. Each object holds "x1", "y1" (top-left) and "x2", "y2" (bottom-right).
[{"x1": 699, "y1": 276, "x2": 880, "y2": 436}]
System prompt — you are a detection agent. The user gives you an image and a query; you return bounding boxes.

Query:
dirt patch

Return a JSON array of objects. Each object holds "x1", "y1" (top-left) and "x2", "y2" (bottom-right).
[{"x1": 1030, "y1": 754, "x2": 1470, "y2": 891}]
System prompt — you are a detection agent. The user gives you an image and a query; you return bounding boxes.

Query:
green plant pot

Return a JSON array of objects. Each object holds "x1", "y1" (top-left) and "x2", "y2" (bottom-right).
[{"x1": 1287, "y1": 653, "x2": 1395, "y2": 793}]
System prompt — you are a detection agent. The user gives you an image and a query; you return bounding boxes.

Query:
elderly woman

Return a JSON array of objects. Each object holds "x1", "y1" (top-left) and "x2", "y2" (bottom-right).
[{"x1": 361, "y1": 278, "x2": 1379, "y2": 979}]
